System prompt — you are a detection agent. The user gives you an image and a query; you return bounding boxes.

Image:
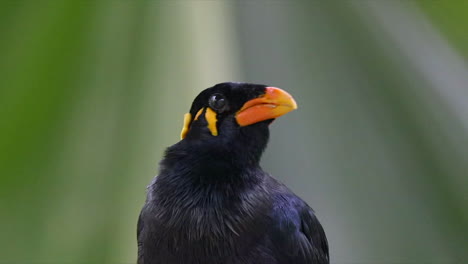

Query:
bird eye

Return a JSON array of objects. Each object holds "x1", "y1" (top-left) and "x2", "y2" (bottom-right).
[{"x1": 209, "y1": 93, "x2": 228, "y2": 112}]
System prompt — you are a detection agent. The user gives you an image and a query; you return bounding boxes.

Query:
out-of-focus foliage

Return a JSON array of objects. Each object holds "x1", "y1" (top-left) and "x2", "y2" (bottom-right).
[
  {"x1": 0, "y1": 1, "x2": 466, "y2": 263},
  {"x1": 418, "y1": 1, "x2": 468, "y2": 57}
]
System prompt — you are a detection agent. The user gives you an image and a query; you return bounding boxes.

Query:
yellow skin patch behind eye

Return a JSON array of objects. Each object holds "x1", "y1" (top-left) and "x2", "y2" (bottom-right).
[
  {"x1": 194, "y1": 108, "x2": 204, "y2": 120},
  {"x1": 180, "y1": 108, "x2": 218, "y2": 139},
  {"x1": 205, "y1": 107, "x2": 218, "y2": 136},
  {"x1": 180, "y1": 113, "x2": 192, "y2": 139}
]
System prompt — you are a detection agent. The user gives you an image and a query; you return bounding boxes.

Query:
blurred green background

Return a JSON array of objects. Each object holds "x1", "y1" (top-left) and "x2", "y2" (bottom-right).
[{"x1": 1, "y1": 1, "x2": 467, "y2": 263}]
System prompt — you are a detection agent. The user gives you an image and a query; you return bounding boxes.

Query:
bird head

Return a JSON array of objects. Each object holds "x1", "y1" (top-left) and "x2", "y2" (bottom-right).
[{"x1": 178, "y1": 82, "x2": 297, "y2": 166}]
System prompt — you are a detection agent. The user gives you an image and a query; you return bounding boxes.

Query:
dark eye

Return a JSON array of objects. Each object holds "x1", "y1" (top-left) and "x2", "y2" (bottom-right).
[{"x1": 209, "y1": 93, "x2": 228, "y2": 112}]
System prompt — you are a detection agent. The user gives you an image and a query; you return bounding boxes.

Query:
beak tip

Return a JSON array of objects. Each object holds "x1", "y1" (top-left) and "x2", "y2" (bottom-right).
[
  {"x1": 266, "y1": 86, "x2": 298, "y2": 111},
  {"x1": 291, "y1": 99, "x2": 298, "y2": 110}
]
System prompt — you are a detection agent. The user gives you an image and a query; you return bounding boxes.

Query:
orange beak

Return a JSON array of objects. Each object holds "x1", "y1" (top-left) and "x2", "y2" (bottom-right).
[{"x1": 236, "y1": 87, "x2": 298, "y2": 127}]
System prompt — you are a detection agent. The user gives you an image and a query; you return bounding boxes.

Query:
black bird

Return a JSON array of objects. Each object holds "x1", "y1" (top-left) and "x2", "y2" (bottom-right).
[{"x1": 137, "y1": 82, "x2": 329, "y2": 264}]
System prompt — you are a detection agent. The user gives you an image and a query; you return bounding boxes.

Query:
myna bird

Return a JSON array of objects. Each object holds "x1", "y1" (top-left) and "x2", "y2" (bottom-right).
[{"x1": 137, "y1": 82, "x2": 329, "y2": 264}]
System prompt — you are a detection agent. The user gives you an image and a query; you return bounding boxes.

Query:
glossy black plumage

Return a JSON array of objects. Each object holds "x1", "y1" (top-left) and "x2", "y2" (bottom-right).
[{"x1": 137, "y1": 82, "x2": 329, "y2": 264}]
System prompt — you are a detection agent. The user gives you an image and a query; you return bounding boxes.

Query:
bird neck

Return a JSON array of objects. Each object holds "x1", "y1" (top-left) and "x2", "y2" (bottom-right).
[
  {"x1": 160, "y1": 139, "x2": 263, "y2": 184},
  {"x1": 150, "y1": 141, "x2": 266, "y2": 212},
  {"x1": 154, "y1": 123, "x2": 270, "y2": 198}
]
